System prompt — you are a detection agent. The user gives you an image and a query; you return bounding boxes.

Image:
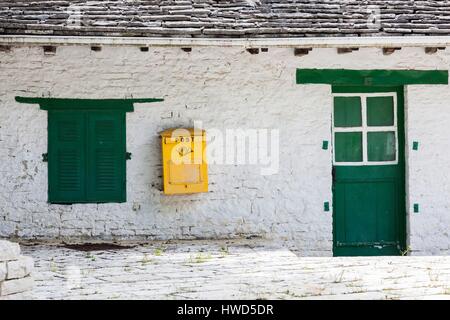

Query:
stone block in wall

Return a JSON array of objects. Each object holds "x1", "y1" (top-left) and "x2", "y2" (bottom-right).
[
  {"x1": 0, "y1": 262, "x2": 6, "y2": 281},
  {"x1": 0, "y1": 276, "x2": 34, "y2": 296},
  {"x1": 0, "y1": 240, "x2": 20, "y2": 262},
  {"x1": 6, "y1": 256, "x2": 34, "y2": 280}
]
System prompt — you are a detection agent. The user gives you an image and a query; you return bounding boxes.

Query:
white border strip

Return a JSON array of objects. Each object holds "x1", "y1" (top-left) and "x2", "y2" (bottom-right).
[{"x1": 1, "y1": 35, "x2": 450, "y2": 47}]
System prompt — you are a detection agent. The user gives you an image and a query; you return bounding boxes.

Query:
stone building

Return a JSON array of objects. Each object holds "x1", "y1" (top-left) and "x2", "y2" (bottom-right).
[
  {"x1": 0, "y1": 240, "x2": 34, "y2": 299},
  {"x1": 0, "y1": 1, "x2": 449, "y2": 256}
]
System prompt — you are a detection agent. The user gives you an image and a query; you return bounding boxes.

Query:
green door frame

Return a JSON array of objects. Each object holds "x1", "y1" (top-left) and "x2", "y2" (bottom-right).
[
  {"x1": 296, "y1": 69, "x2": 448, "y2": 86},
  {"x1": 296, "y1": 68, "x2": 448, "y2": 256}
]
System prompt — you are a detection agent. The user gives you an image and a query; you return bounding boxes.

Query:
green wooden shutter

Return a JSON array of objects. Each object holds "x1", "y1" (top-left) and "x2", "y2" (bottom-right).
[
  {"x1": 48, "y1": 111, "x2": 86, "y2": 203},
  {"x1": 86, "y1": 111, "x2": 126, "y2": 202}
]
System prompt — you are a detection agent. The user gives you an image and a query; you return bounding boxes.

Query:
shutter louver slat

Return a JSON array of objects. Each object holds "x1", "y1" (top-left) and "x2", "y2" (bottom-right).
[
  {"x1": 95, "y1": 149, "x2": 116, "y2": 191},
  {"x1": 95, "y1": 120, "x2": 117, "y2": 192},
  {"x1": 57, "y1": 150, "x2": 81, "y2": 191}
]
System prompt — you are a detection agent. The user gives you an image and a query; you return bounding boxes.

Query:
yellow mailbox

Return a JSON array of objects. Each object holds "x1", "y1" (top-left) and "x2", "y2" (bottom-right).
[{"x1": 160, "y1": 128, "x2": 208, "y2": 194}]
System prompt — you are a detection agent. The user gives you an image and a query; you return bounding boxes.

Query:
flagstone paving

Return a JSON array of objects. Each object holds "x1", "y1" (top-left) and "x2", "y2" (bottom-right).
[{"x1": 19, "y1": 240, "x2": 450, "y2": 300}]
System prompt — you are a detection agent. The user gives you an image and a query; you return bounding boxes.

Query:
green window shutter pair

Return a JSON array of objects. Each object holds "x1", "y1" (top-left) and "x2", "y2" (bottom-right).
[{"x1": 48, "y1": 110, "x2": 126, "y2": 203}]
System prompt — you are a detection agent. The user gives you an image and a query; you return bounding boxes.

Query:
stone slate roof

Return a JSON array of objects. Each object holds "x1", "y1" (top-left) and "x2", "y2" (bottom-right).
[{"x1": 1, "y1": 0, "x2": 450, "y2": 38}]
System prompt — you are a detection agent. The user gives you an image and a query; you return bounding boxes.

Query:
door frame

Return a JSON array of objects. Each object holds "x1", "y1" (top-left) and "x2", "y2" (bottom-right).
[{"x1": 331, "y1": 85, "x2": 407, "y2": 256}]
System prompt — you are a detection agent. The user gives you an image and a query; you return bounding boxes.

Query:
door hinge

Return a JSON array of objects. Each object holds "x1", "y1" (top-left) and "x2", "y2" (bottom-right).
[
  {"x1": 125, "y1": 152, "x2": 132, "y2": 160},
  {"x1": 42, "y1": 153, "x2": 48, "y2": 162},
  {"x1": 332, "y1": 167, "x2": 335, "y2": 180}
]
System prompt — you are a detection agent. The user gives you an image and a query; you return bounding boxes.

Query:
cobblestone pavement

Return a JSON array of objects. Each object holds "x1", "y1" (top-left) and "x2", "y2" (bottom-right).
[{"x1": 21, "y1": 240, "x2": 450, "y2": 300}]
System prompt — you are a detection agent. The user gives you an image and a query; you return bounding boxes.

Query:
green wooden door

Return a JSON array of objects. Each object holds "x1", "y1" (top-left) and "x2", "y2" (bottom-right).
[{"x1": 332, "y1": 86, "x2": 406, "y2": 256}]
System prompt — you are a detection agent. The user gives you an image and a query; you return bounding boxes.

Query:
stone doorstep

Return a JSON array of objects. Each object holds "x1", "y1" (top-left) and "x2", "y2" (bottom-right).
[
  {"x1": 6, "y1": 256, "x2": 34, "y2": 280},
  {"x1": 0, "y1": 240, "x2": 21, "y2": 262},
  {"x1": 0, "y1": 276, "x2": 34, "y2": 296}
]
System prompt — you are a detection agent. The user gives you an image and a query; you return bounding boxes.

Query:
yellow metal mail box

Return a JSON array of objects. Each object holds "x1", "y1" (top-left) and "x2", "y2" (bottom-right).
[{"x1": 160, "y1": 128, "x2": 208, "y2": 194}]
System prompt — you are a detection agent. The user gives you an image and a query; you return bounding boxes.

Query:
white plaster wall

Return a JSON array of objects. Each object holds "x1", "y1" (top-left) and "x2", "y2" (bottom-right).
[
  {"x1": 0, "y1": 44, "x2": 449, "y2": 255},
  {"x1": 406, "y1": 85, "x2": 450, "y2": 255}
]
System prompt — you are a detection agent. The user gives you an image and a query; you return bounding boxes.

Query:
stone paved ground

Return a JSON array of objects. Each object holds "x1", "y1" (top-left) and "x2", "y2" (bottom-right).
[{"x1": 20, "y1": 240, "x2": 450, "y2": 300}]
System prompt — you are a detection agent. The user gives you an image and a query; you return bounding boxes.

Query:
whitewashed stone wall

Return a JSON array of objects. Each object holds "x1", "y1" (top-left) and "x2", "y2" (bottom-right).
[
  {"x1": 0, "y1": 44, "x2": 449, "y2": 256},
  {"x1": 0, "y1": 240, "x2": 34, "y2": 299}
]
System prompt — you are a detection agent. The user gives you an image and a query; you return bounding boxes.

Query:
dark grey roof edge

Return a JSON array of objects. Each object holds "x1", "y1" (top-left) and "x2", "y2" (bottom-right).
[{"x1": 2, "y1": 1, "x2": 450, "y2": 38}]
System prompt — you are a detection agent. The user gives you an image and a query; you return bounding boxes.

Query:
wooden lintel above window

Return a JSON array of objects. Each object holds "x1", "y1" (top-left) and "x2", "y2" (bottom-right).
[{"x1": 15, "y1": 96, "x2": 164, "y2": 112}]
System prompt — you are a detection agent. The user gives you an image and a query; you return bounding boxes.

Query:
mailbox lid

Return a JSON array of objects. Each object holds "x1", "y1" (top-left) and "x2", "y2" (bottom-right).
[{"x1": 160, "y1": 128, "x2": 205, "y2": 138}]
